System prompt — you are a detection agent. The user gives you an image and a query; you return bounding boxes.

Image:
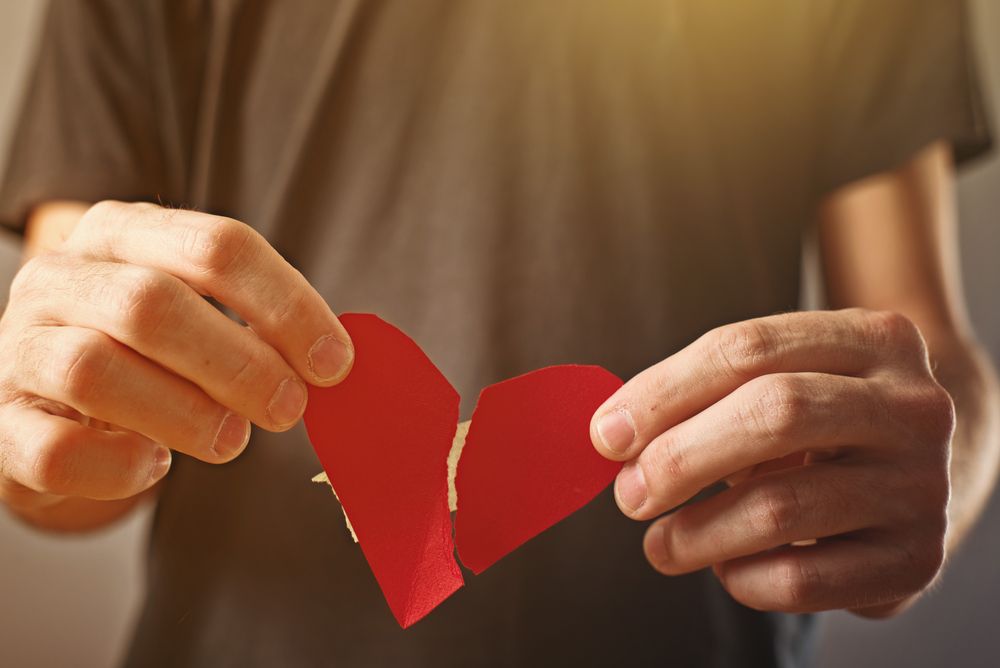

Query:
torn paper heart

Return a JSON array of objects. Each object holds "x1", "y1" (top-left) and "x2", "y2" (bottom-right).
[{"x1": 304, "y1": 314, "x2": 623, "y2": 628}]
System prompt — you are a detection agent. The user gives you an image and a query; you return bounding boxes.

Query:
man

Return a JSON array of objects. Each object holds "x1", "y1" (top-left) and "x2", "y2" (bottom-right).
[{"x1": 0, "y1": 1, "x2": 997, "y2": 666}]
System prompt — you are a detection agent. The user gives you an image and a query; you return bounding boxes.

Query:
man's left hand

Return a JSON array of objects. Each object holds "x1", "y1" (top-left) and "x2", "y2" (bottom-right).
[{"x1": 590, "y1": 309, "x2": 955, "y2": 617}]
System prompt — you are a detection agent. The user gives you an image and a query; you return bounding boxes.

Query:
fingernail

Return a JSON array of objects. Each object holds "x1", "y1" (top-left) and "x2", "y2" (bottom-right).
[
  {"x1": 308, "y1": 335, "x2": 354, "y2": 383},
  {"x1": 149, "y1": 445, "x2": 172, "y2": 484},
  {"x1": 212, "y1": 412, "x2": 251, "y2": 459},
  {"x1": 644, "y1": 522, "x2": 667, "y2": 566},
  {"x1": 596, "y1": 409, "x2": 636, "y2": 456},
  {"x1": 616, "y1": 461, "x2": 647, "y2": 512},
  {"x1": 267, "y1": 377, "x2": 307, "y2": 428}
]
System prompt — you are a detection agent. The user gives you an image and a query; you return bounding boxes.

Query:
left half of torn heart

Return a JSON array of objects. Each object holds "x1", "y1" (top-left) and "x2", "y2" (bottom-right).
[{"x1": 303, "y1": 313, "x2": 464, "y2": 628}]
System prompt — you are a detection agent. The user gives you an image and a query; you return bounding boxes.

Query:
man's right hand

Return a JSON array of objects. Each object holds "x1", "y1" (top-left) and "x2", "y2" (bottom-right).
[{"x1": 0, "y1": 201, "x2": 353, "y2": 517}]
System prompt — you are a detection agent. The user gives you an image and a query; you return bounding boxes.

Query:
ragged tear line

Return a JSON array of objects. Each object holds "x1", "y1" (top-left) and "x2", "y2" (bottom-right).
[
  {"x1": 312, "y1": 419, "x2": 472, "y2": 541},
  {"x1": 311, "y1": 471, "x2": 359, "y2": 542},
  {"x1": 446, "y1": 420, "x2": 471, "y2": 512}
]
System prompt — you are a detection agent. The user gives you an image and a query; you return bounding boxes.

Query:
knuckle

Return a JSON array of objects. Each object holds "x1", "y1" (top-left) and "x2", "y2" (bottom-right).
[
  {"x1": 743, "y1": 375, "x2": 806, "y2": 443},
  {"x1": 900, "y1": 538, "x2": 945, "y2": 594},
  {"x1": 647, "y1": 434, "x2": 687, "y2": 484},
  {"x1": 627, "y1": 361, "x2": 678, "y2": 421},
  {"x1": 113, "y1": 267, "x2": 181, "y2": 342},
  {"x1": 713, "y1": 563, "x2": 733, "y2": 593},
  {"x1": 82, "y1": 199, "x2": 127, "y2": 225},
  {"x1": 865, "y1": 310, "x2": 926, "y2": 355},
  {"x1": 219, "y1": 346, "x2": 288, "y2": 419},
  {"x1": 648, "y1": 520, "x2": 680, "y2": 573},
  {"x1": 711, "y1": 320, "x2": 780, "y2": 379},
  {"x1": 29, "y1": 426, "x2": 79, "y2": 494},
  {"x1": 894, "y1": 381, "x2": 956, "y2": 456},
  {"x1": 185, "y1": 216, "x2": 255, "y2": 277},
  {"x1": 922, "y1": 384, "x2": 957, "y2": 444},
  {"x1": 750, "y1": 481, "x2": 802, "y2": 538},
  {"x1": 118, "y1": 440, "x2": 150, "y2": 488},
  {"x1": 897, "y1": 461, "x2": 950, "y2": 527},
  {"x1": 863, "y1": 380, "x2": 897, "y2": 434},
  {"x1": 771, "y1": 555, "x2": 822, "y2": 609},
  {"x1": 75, "y1": 200, "x2": 129, "y2": 239},
  {"x1": 10, "y1": 330, "x2": 35, "y2": 385},
  {"x1": 9, "y1": 255, "x2": 50, "y2": 300},
  {"x1": 226, "y1": 345, "x2": 267, "y2": 390},
  {"x1": 267, "y1": 286, "x2": 309, "y2": 327},
  {"x1": 54, "y1": 330, "x2": 117, "y2": 403}
]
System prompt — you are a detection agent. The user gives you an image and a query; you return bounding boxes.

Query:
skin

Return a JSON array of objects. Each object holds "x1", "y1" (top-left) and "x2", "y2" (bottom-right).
[
  {"x1": 0, "y1": 201, "x2": 355, "y2": 530},
  {"x1": 590, "y1": 141, "x2": 1000, "y2": 618},
  {"x1": 0, "y1": 141, "x2": 996, "y2": 620}
]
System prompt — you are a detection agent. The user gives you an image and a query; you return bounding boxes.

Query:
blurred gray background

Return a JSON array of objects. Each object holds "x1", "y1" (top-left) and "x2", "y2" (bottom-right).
[{"x1": 0, "y1": 2, "x2": 997, "y2": 666}]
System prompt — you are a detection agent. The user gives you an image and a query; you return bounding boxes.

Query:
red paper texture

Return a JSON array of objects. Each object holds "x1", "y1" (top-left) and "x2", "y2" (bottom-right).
[
  {"x1": 305, "y1": 314, "x2": 624, "y2": 627},
  {"x1": 303, "y1": 314, "x2": 464, "y2": 628},
  {"x1": 454, "y1": 366, "x2": 625, "y2": 573}
]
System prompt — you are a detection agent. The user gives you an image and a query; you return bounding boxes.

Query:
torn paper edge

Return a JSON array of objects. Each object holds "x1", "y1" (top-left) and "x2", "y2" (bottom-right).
[
  {"x1": 312, "y1": 471, "x2": 359, "y2": 543},
  {"x1": 446, "y1": 420, "x2": 471, "y2": 512},
  {"x1": 311, "y1": 419, "x2": 472, "y2": 541}
]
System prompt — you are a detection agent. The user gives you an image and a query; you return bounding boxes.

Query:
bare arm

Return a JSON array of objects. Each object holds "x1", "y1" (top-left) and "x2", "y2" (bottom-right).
[
  {"x1": 23, "y1": 201, "x2": 91, "y2": 259},
  {"x1": 819, "y1": 140, "x2": 1000, "y2": 550},
  {"x1": 588, "y1": 140, "x2": 997, "y2": 618}
]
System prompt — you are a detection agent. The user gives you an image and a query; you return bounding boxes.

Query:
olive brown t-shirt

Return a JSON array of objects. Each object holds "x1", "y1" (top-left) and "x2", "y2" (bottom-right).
[{"x1": 0, "y1": 1, "x2": 992, "y2": 666}]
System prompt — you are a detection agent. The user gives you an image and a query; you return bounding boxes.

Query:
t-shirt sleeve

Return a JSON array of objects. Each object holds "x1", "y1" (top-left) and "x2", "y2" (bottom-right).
[
  {"x1": 0, "y1": 0, "x2": 167, "y2": 234},
  {"x1": 813, "y1": 0, "x2": 993, "y2": 194}
]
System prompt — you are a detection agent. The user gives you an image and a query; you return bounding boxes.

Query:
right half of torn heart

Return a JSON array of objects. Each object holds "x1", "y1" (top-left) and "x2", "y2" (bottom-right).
[{"x1": 454, "y1": 365, "x2": 624, "y2": 574}]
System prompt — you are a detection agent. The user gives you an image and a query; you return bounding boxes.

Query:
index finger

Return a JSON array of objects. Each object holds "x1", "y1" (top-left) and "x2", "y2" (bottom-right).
[
  {"x1": 66, "y1": 201, "x2": 353, "y2": 386},
  {"x1": 590, "y1": 309, "x2": 921, "y2": 461}
]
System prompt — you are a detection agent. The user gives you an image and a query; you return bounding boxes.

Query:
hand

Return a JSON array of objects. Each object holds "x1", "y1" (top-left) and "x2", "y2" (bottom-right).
[
  {"x1": 590, "y1": 309, "x2": 954, "y2": 617},
  {"x1": 0, "y1": 201, "x2": 353, "y2": 513}
]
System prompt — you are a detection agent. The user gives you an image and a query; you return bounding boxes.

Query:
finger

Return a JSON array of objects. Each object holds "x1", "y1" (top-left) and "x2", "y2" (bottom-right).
[
  {"x1": 643, "y1": 462, "x2": 909, "y2": 575},
  {"x1": 615, "y1": 373, "x2": 895, "y2": 519},
  {"x1": 591, "y1": 309, "x2": 927, "y2": 460},
  {"x1": 0, "y1": 406, "x2": 171, "y2": 501},
  {"x1": 18, "y1": 256, "x2": 307, "y2": 431},
  {"x1": 713, "y1": 535, "x2": 944, "y2": 614},
  {"x1": 65, "y1": 201, "x2": 354, "y2": 385},
  {"x1": 15, "y1": 325, "x2": 250, "y2": 463}
]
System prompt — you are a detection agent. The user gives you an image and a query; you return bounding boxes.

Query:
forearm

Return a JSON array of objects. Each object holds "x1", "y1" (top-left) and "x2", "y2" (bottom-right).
[
  {"x1": 22, "y1": 200, "x2": 89, "y2": 258},
  {"x1": 817, "y1": 142, "x2": 1000, "y2": 555},
  {"x1": 932, "y1": 338, "x2": 1000, "y2": 550}
]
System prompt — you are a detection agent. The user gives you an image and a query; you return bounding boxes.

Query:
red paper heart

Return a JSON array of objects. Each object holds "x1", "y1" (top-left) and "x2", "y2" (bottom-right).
[
  {"x1": 454, "y1": 366, "x2": 624, "y2": 574},
  {"x1": 305, "y1": 314, "x2": 623, "y2": 628}
]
